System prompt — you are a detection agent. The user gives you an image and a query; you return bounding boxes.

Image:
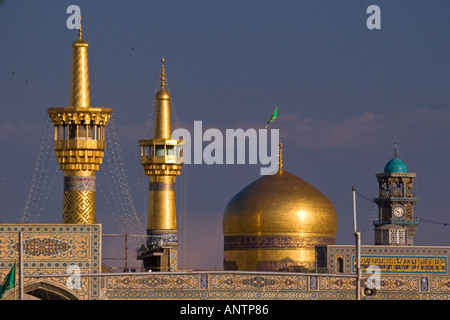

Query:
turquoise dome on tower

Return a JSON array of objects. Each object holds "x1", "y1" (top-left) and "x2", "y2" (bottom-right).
[{"x1": 384, "y1": 157, "x2": 408, "y2": 173}]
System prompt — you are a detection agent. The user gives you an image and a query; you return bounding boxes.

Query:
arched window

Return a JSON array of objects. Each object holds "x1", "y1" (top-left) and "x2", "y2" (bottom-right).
[{"x1": 337, "y1": 257, "x2": 344, "y2": 273}]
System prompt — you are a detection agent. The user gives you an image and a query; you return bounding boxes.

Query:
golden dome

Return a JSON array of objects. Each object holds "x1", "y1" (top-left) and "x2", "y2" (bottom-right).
[{"x1": 223, "y1": 169, "x2": 337, "y2": 271}]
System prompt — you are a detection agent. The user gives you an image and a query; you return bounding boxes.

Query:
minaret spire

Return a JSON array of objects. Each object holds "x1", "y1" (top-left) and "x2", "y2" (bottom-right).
[
  {"x1": 137, "y1": 59, "x2": 184, "y2": 271},
  {"x1": 70, "y1": 16, "x2": 90, "y2": 109},
  {"x1": 160, "y1": 57, "x2": 166, "y2": 89},
  {"x1": 153, "y1": 58, "x2": 172, "y2": 140},
  {"x1": 78, "y1": 16, "x2": 83, "y2": 40},
  {"x1": 47, "y1": 24, "x2": 112, "y2": 224}
]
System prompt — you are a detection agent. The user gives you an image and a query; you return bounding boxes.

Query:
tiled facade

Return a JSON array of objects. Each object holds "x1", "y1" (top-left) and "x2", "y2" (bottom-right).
[
  {"x1": 1, "y1": 224, "x2": 450, "y2": 300},
  {"x1": 0, "y1": 224, "x2": 101, "y2": 300}
]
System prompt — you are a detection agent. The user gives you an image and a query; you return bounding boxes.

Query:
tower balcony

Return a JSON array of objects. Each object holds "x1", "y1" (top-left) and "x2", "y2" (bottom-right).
[
  {"x1": 373, "y1": 219, "x2": 420, "y2": 228},
  {"x1": 373, "y1": 197, "x2": 419, "y2": 204}
]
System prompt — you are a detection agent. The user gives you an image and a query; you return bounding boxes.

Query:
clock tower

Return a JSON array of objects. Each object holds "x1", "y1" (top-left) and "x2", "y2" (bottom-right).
[{"x1": 373, "y1": 146, "x2": 419, "y2": 245}]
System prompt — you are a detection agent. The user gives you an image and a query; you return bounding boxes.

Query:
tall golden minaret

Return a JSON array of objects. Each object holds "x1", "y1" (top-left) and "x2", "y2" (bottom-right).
[
  {"x1": 137, "y1": 58, "x2": 184, "y2": 271},
  {"x1": 47, "y1": 20, "x2": 112, "y2": 224}
]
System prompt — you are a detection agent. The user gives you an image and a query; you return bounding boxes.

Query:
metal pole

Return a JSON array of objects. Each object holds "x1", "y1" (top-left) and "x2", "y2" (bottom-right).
[
  {"x1": 352, "y1": 186, "x2": 357, "y2": 234},
  {"x1": 356, "y1": 231, "x2": 361, "y2": 300},
  {"x1": 124, "y1": 233, "x2": 128, "y2": 272},
  {"x1": 352, "y1": 186, "x2": 361, "y2": 300},
  {"x1": 18, "y1": 231, "x2": 24, "y2": 300}
]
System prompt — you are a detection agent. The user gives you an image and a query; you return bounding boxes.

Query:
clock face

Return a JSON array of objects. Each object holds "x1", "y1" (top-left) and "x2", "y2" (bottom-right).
[{"x1": 393, "y1": 206, "x2": 404, "y2": 218}]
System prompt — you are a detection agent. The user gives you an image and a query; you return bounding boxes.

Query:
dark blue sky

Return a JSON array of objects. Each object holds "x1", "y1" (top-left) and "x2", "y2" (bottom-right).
[{"x1": 1, "y1": 0, "x2": 449, "y2": 270}]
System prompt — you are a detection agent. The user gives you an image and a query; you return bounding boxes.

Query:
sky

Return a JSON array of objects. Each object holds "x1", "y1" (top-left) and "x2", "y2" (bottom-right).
[{"x1": 0, "y1": 0, "x2": 449, "y2": 271}]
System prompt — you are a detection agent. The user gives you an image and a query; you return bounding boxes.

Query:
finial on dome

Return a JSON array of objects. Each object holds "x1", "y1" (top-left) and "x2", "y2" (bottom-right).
[
  {"x1": 279, "y1": 140, "x2": 283, "y2": 173},
  {"x1": 160, "y1": 57, "x2": 166, "y2": 89},
  {"x1": 394, "y1": 142, "x2": 398, "y2": 158}
]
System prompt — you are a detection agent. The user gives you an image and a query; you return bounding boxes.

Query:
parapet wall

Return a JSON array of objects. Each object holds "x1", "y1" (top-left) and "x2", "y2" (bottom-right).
[{"x1": 1, "y1": 224, "x2": 450, "y2": 300}]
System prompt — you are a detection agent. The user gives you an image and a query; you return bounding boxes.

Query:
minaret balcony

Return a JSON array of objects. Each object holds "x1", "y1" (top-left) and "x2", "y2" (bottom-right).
[
  {"x1": 139, "y1": 138, "x2": 184, "y2": 166},
  {"x1": 140, "y1": 155, "x2": 183, "y2": 165},
  {"x1": 54, "y1": 139, "x2": 106, "y2": 151}
]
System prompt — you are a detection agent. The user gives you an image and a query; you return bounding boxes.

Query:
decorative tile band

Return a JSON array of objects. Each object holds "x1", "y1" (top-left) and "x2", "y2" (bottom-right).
[
  {"x1": 64, "y1": 176, "x2": 96, "y2": 192},
  {"x1": 149, "y1": 182, "x2": 175, "y2": 191},
  {"x1": 146, "y1": 232, "x2": 178, "y2": 244},
  {"x1": 352, "y1": 255, "x2": 447, "y2": 274},
  {"x1": 12, "y1": 238, "x2": 71, "y2": 257},
  {"x1": 224, "y1": 236, "x2": 335, "y2": 250},
  {"x1": 208, "y1": 274, "x2": 308, "y2": 290},
  {"x1": 421, "y1": 277, "x2": 429, "y2": 291}
]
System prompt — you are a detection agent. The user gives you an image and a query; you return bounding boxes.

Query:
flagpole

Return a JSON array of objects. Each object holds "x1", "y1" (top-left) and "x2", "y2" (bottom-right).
[
  {"x1": 18, "y1": 230, "x2": 23, "y2": 300},
  {"x1": 276, "y1": 105, "x2": 279, "y2": 130},
  {"x1": 276, "y1": 105, "x2": 280, "y2": 142},
  {"x1": 276, "y1": 106, "x2": 282, "y2": 171},
  {"x1": 353, "y1": 186, "x2": 361, "y2": 300}
]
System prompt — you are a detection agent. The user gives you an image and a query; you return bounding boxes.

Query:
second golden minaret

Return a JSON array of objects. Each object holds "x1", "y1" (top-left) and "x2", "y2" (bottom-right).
[
  {"x1": 47, "y1": 23, "x2": 112, "y2": 224},
  {"x1": 137, "y1": 58, "x2": 184, "y2": 271}
]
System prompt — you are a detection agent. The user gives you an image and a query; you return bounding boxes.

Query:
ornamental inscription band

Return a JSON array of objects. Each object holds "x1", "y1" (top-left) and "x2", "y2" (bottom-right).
[{"x1": 352, "y1": 255, "x2": 447, "y2": 274}]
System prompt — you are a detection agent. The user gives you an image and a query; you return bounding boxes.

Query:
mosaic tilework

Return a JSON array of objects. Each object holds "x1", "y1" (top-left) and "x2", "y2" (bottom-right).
[
  {"x1": 310, "y1": 275, "x2": 318, "y2": 290},
  {"x1": 104, "y1": 273, "x2": 200, "y2": 289},
  {"x1": 208, "y1": 273, "x2": 308, "y2": 290},
  {"x1": 374, "y1": 275, "x2": 420, "y2": 291},
  {"x1": 146, "y1": 232, "x2": 178, "y2": 244},
  {"x1": 99, "y1": 272, "x2": 450, "y2": 300},
  {"x1": 100, "y1": 272, "x2": 352, "y2": 300},
  {"x1": 430, "y1": 277, "x2": 450, "y2": 292},
  {"x1": 149, "y1": 182, "x2": 176, "y2": 191},
  {"x1": 12, "y1": 238, "x2": 71, "y2": 256},
  {"x1": 0, "y1": 224, "x2": 101, "y2": 300},
  {"x1": 354, "y1": 255, "x2": 447, "y2": 274},
  {"x1": 64, "y1": 176, "x2": 96, "y2": 192},
  {"x1": 421, "y1": 277, "x2": 428, "y2": 291},
  {"x1": 319, "y1": 275, "x2": 356, "y2": 290},
  {"x1": 102, "y1": 288, "x2": 356, "y2": 300},
  {"x1": 224, "y1": 236, "x2": 334, "y2": 250},
  {"x1": 170, "y1": 248, "x2": 178, "y2": 271}
]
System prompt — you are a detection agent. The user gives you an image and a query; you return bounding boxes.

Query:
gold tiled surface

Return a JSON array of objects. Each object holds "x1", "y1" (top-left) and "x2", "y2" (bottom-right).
[
  {"x1": 147, "y1": 176, "x2": 177, "y2": 231},
  {"x1": 223, "y1": 170, "x2": 337, "y2": 271},
  {"x1": 70, "y1": 39, "x2": 90, "y2": 109},
  {"x1": 63, "y1": 190, "x2": 96, "y2": 224},
  {"x1": 223, "y1": 170, "x2": 337, "y2": 235},
  {"x1": 154, "y1": 89, "x2": 172, "y2": 140}
]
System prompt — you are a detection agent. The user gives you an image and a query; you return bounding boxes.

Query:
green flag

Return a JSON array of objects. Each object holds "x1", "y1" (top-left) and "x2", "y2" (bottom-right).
[
  {"x1": 0, "y1": 264, "x2": 16, "y2": 299},
  {"x1": 265, "y1": 106, "x2": 278, "y2": 128}
]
